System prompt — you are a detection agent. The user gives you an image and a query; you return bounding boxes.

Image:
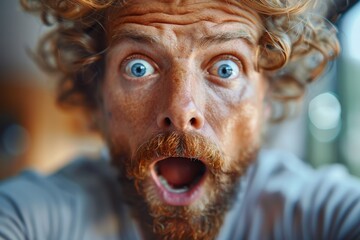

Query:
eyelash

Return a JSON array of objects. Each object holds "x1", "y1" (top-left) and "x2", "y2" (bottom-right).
[
  {"x1": 120, "y1": 54, "x2": 158, "y2": 79},
  {"x1": 119, "y1": 54, "x2": 244, "y2": 84},
  {"x1": 206, "y1": 55, "x2": 243, "y2": 78}
]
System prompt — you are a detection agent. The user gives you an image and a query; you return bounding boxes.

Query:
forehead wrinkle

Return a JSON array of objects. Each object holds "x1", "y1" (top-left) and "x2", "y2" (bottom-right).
[
  {"x1": 109, "y1": 27, "x2": 257, "y2": 56},
  {"x1": 107, "y1": 1, "x2": 263, "y2": 30}
]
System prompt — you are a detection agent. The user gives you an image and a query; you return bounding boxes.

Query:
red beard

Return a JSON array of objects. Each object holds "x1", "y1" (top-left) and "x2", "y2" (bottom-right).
[{"x1": 111, "y1": 132, "x2": 257, "y2": 240}]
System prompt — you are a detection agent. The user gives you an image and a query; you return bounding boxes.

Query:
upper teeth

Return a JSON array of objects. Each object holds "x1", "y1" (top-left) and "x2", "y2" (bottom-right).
[{"x1": 158, "y1": 175, "x2": 189, "y2": 193}]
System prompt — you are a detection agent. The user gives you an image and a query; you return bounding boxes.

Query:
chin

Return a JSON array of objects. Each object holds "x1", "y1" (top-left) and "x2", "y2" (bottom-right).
[
  {"x1": 139, "y1": 172, "x2": 239, "y2": 240},
  {"x1": 113, "y1": 132, "x2": 258, "y2": 239}
]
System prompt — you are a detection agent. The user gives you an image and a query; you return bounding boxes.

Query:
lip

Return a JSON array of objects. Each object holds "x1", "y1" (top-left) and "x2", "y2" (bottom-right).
[{"x1": 150, "y1": 158, "x2": 208, "y2": 206}]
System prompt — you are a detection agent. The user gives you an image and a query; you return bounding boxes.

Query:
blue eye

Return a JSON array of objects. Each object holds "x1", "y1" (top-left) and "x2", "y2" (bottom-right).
[
  {"x1": 209, "y1": 59, "x2": 240, "y2": 79},
  {"x1": 125, "y1": 59, "x2": 155, "y2": 78},
  {"x1": 218, "y1": 64, "x2": 233, "y2": 78}
]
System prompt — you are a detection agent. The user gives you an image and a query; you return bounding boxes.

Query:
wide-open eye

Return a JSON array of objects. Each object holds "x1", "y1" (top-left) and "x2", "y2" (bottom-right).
[
  {"x1": 208, "y1": 59, "x2": 240, "y2": 80},
  {"x1": 125, "y1": 59, "x2": 155, "y2": 78}
]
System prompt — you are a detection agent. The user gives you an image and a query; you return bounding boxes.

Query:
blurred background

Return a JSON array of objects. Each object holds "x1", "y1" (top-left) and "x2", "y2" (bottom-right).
[
  {"x1": 267, "y1": 1, "x2": 360, "y2": 176},
  {"x1": 0, "y1": 1, "x2": 359, "y2": 179},
  {"x1": 0, "y1": 0, "x2": 104, "y2": 179}
]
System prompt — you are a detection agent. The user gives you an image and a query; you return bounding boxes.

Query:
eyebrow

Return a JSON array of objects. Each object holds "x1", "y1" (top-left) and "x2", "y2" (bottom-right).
[
  {"x1": 111, "y1": 29, "x2": 161, "y2": 45},
  {"x1": 110, "y1": 29, "x2": 255, "y2": 47},
  {"x1": 199, "y1": 31, "x2": 255, "y2": 47}
]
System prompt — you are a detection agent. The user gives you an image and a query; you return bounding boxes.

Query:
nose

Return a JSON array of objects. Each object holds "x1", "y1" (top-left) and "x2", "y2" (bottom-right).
[
  {"x1": 157, "y1": 99, "x2": 204, "y2": 131},
  {"x1": 156, "y1": 78, "x2": 205, "y2": 131}
]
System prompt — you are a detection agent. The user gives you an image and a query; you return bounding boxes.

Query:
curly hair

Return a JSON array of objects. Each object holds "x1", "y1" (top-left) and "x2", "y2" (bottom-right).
[{"x1": 21, "y1": 0, "x2": 339, "y2": 121}]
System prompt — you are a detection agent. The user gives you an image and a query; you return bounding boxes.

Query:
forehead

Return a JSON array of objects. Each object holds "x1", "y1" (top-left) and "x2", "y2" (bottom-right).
[{"x1": 106, "y1": 0, "x2": 263, "y2": 45}]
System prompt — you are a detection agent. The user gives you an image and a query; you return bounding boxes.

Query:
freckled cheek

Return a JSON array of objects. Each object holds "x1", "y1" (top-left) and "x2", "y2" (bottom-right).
[
  {"x1": 214, "y1": 102, "x2": 261, "y2": 156},
  {"x1": 102, "y1": 92, "x2": 157, "y2": 148},
  {"x1": 235, "y1": 104, "x2": 260, "y2": 138}
]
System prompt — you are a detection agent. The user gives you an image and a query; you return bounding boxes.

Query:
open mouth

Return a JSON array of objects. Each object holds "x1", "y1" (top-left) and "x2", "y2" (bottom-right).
[{"x1": 151, "y1": 157, "x2": 207, "y2": 205}]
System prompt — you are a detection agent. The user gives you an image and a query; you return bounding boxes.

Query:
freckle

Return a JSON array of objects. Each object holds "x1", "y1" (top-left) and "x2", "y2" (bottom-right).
[{"x1": 107, "y1": 111, "x2": 112, "y2": 118}]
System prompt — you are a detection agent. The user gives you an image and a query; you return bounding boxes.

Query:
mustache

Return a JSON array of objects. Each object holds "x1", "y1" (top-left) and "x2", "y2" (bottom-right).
[{"x1": 126, "y1": 131, "x2": 225, "y2": 180}]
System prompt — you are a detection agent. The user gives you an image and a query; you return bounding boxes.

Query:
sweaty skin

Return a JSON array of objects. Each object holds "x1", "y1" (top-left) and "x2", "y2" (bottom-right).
[{"x1": 98, "y1": 1, "x2": 268, "y2": 237}]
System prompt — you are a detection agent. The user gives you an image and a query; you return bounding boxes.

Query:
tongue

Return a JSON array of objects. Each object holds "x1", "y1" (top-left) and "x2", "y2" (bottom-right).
[{"x1": 157, "y1": 157, "x2": 203, "y2": 188}]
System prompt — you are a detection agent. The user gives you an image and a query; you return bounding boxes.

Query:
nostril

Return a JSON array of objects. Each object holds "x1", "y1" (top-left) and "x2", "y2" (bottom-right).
[
  {"x1": 164, "y1": 117, "x2": 172, "y2": 127},
  {"x1": 189, "y1": 116, "x2": 204, "y2": 129},
  {"x1": 157, "y1": 112, "x2": 204, "y2": 130},
  {"x1": 190, "y1": 118, "x2": 196, "y2": 126}
]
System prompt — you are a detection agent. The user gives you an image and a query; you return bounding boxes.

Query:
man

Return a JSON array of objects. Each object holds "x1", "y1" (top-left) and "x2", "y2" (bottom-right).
[{"x1": 0, "y1": 0, "x2": 359, "y2": 239}]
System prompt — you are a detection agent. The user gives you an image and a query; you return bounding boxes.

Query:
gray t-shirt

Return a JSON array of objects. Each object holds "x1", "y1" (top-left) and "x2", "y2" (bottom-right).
[{"x1": 0, "y1": 150, "x2": 359, "y2": 240}]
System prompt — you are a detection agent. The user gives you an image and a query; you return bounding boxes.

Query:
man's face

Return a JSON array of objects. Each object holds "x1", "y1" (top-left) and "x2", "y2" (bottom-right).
[{"x1": 99, "y1": 0, "x2": 266, "y2": 238}]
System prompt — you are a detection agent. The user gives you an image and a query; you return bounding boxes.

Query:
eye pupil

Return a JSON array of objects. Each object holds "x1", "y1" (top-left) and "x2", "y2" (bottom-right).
[
  {"x1": 131, "y1": 63, "x2": 146, "y2": 77},
  {"x1": 218, "y1": 64, "x2": 233, "y2": 78}
]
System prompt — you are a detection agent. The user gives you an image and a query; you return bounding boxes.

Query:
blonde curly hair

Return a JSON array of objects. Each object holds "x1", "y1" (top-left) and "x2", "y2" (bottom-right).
[{"x1": 21, "y1": 0, "x2": 340, "y2": 120}]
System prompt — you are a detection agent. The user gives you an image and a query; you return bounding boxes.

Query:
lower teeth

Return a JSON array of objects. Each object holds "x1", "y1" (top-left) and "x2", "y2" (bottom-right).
[{"x1": 158, "y1": 176, "x2": 189, "y2": 193}]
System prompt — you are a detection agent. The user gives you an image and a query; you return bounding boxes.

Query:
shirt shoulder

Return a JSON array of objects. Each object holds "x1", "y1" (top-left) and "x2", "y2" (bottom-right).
[
  {"x1": 229, "y1": 150, "x2": 360, "y2": 240},
  {"x1": 0, "y1": 158, "x2": 122, "y2": 240}
]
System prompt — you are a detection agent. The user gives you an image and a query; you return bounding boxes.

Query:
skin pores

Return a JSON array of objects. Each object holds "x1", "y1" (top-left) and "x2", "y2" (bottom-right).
[{"x1": 98, "y1": 0, "x2": 267, "y2": 239}]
